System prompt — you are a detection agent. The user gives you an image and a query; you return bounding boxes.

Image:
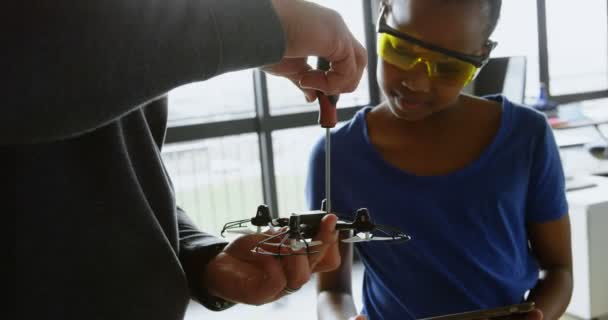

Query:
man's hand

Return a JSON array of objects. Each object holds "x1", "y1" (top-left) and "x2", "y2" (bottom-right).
[
  {"x1": 203, "y1": 214, "x2": 339, "y2": 306},
  {"x1": 265, "y1": 0, "x2": 367, "y2": 102}
]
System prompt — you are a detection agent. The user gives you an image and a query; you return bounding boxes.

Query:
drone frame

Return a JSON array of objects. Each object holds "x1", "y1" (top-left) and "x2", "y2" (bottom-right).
[
  {"x1": 221, "y1": 201, "x2": 412, "y2": 257},
  {"x1": 335, "y1": 208, "x2": 412, "y2": 244}
]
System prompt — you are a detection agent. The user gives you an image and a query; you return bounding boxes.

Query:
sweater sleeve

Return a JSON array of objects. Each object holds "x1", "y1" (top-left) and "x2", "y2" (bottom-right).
[
  {"x1": 10, "y1": 0, "x2": 285, "y2": 145},
  {"x1": 176, "y1": 207, "x2": 235, "y2": 311}
]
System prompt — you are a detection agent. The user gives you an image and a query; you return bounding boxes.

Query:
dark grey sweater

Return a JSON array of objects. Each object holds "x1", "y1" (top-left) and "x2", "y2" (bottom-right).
[{"x1": 14, "y1": 1, "x2": 285, "y2": 319}]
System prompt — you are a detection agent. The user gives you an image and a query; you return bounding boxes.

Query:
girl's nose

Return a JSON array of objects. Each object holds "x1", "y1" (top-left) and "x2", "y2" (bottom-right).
[{"x1": 400, "y1": 61, "x2": 431, "y2": 93}]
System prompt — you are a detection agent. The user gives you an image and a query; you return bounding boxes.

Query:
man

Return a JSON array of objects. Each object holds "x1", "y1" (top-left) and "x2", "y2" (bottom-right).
[{"x1": 14, "y1": 0, "x2": 367, "y2": 319}]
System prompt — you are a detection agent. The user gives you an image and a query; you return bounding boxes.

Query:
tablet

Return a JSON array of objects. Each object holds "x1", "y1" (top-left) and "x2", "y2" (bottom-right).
[{"x1": 418, "y1": 302, "x2": 535, "y2": 320}]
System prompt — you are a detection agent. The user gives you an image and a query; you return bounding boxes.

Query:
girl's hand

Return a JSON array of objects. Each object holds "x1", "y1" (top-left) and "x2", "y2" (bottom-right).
[{"x1": 493, "y1": 308, "x2": 543, "y2": 320}]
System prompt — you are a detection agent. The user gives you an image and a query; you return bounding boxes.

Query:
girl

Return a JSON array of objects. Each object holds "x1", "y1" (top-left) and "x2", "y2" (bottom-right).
[{"x1": 306, "y1": 1, "x2": 573, "y2": 319}]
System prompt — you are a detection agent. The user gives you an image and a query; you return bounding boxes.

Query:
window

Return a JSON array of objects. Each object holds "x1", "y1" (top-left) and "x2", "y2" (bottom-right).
[
  {"x1": 272, "y1": 125, "x2": 324, "y2": 214},
  {"x1": 546, "y1": 0, "x2": 608, "y2": 95},
  {"x1": 490, "y1": 0, "x2": 540, "y2": 103},
  {"x1": 162, "y1": 134, "x2": 263, "y2": 236}
]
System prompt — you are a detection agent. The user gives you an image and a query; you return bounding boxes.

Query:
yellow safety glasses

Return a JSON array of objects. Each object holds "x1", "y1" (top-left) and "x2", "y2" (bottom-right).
[
  {"x1": 376, "y1": 4, "x2": 497, "y2": 86},
  {"x1": 378, "y1": 33, "x2": 478, "y2": 85}
]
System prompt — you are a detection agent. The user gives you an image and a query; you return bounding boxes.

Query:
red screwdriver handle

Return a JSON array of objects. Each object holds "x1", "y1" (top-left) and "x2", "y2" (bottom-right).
[
  {"x1": 317, "y1": 93, "x2": 337, "y2": 128},
  {"x1": 316, "y1": 57, "x2": 338, "y2": 128}
]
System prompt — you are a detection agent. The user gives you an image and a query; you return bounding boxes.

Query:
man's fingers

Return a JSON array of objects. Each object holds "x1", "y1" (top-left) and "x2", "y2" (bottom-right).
[
  {"x1": 205, "y1": 251, "x2": 286, "y2": 305},
  {"x1": 261, "y1": 58, "x2": 319, "y2": 102},
  {"x1": 262, "y1": 36, "x2": 366, "y2": 97},
  {"x1": 300, "y1": 62, "x2": 355, "y2": 95},
  {"x1": 253, "y1": 233, "x2": 311, "y2": 293},
  {"x1": 224, "y1": 234, "x2": 294, "y2": 304},
  {"x1": 298, "y1": 69, "x2": 331, "y2": 93},
  {"x1": 299, "y1": 37, "x2": 366, "y2": 95},
  {"x1": 281, "y1": 248, "x2": 311, "y2": 292},
  {"x1": 325, "y1": 36, "x2": 357, "y2": 91},
  {"x1": 270, "y1": 0, "x2": 367, "y2": 95},
  {"x1": 263, "y1": 57, "x2": 312, "y2": 77},
  {"x1": 304, "y1": 88, "x2": 318, "y2": 103},
  {"x1": 312, "y1": 236, "x2": 340, "y2": 272},
  {"x1": 351, "y1": 39, "x2": 368, "y2": 92},
  {"x1": 329, "y1": 37, "x2": 367, "y2": 93},
  {"x1": 309, "y1": 214, "x2": 340, "y2": 272},
  {"x1": 286, "y1": 78, "x2": 317, "y2": 103}
]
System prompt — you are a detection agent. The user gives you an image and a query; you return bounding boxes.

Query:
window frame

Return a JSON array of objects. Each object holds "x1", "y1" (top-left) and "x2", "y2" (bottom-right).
[{"x1": 165, "y1": 0, "x2": 608, "y2": 215}]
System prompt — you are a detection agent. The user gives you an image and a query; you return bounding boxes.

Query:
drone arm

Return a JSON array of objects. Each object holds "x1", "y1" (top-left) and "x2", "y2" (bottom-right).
[
  {"x1": 374, "y1": 224, "x2": 409, "y2": 240},
  {"x1": 252, "y1": 229, "x2": 291, "y2": 255},
  {"x1": 220, "y1": 218, "x2": 253, "y2": 236},
  {"x1": 222, "y1": 218, "x2": 252, "y2": 228},
  {"x1": 317, "y1": 230, "x2": 359, "y2": 320}
]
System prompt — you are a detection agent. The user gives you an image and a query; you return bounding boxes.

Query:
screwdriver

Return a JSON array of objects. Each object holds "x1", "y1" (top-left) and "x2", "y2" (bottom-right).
[{"x1": 316, "y1": 58, "x2": 339, "y2": 215}]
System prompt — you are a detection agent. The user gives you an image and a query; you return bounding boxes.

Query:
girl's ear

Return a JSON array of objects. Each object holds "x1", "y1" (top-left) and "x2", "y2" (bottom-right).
[
  {"x1": 479, "y1": 40, "x2": 497, "y2": 58},
  {"x1": 474, "y1": 40, "x2": 495, "y2": 58},
  {"x1": 476, "y1": 46, "x2": 489, "y2": 57}
]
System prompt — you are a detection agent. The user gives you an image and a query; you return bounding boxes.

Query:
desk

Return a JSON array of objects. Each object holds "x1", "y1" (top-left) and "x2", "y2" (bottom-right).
[
  {"x1": 565, "y1": 175, "x2": 608, "y2": 320},
  {"x1": 549, "y1": 98, "x2": 608, "y2": 130},
  {"x1": 560, "y1": 146, "x2": 608, "y2": 177},
  {"x1": 554, "y1": 124, "x2": 608, "y2": 149},
  {"x1": 551, "y1": 98, "x2": 608, "y2": 177},
  {"x1": 551, "y1": 98, "x2": 608, "y2": 149}
]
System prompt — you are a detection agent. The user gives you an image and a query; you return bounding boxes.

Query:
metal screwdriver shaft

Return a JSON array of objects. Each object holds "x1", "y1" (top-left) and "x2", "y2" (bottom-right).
[
  {"x1": 325, "y1": 127, "x2": 331, "y2": 214},
  {"x1": 316, "y1": 58, "x2": 338, "y2": 214}
]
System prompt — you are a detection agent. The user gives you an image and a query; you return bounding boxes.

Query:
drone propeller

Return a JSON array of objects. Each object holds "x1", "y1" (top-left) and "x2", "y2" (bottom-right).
[
  {"x1": 342, "y1": 234, "x2": 404, "y2": 243},
  {"x1": 342, "y1": 235, "x2": 368, "y2": 243},
  {"x1": 342, "y1": 225, "x2": 412, "y2": 243},
  {"x1": 334, "y1": 208, "x2": 412, "y2": 244}
]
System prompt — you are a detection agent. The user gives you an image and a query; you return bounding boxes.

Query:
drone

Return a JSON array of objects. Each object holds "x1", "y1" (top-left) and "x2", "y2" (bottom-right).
[{"x1": 221, "y1": 201, "x2": 411, "y2": 256}]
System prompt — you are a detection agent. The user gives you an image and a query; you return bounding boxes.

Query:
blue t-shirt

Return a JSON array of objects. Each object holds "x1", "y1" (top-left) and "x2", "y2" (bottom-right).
[{"x1": 306, "y1": 95, "x2": 568, "y2": 320}]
